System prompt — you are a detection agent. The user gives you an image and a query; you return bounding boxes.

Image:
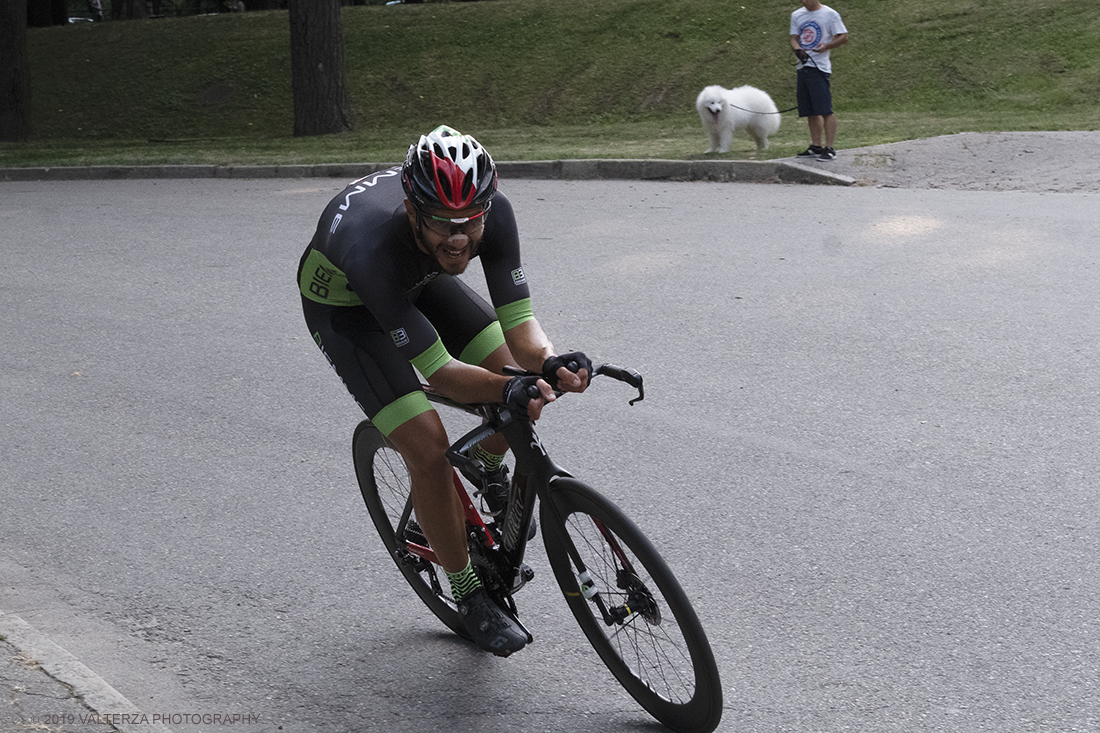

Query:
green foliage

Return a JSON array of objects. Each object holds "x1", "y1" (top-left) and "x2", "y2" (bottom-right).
[{"x1": 5, "y1": 0, "x2": 1098, "y2": 166}]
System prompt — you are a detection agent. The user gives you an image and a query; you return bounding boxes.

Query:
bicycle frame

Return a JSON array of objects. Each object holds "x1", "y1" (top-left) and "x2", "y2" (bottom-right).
[
  {"x1": 413, "y1": 364, "x2": 645, "y2": 618},
  {"x1": 397, "y1": 469, "x2": 498, "y2": 568},
  {"x1": 360, "y1": 364, "x2": 722, "y2": 732}
]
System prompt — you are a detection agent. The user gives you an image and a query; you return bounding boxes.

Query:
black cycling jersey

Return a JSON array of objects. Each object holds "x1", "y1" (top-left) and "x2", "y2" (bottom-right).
[
  {"x1": 297, "y1": 168, "x2": 536, "y2": 435},
  {"x1": 298, "y1": 167, "x2": 533, "y2": 376}
]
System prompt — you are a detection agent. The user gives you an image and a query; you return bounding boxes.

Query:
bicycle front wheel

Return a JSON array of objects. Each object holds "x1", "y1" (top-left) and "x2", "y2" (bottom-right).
[
  {"x1": 352, "y1": 420, "x2": 468, "y2": 640},
  {"x1": 540, "y1": 478, "x2": 722, "y2": 733}
]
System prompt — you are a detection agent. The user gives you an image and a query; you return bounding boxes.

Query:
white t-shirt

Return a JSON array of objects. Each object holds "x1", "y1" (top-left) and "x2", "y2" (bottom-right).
[{"x1": 790, "y1": 4, "x2": 848, "y2": 74}]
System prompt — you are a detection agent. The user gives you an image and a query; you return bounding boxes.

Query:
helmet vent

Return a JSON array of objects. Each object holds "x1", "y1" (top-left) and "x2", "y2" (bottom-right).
[{"x1": 401, "y1": 125, "x2": 497, "y2": 211}]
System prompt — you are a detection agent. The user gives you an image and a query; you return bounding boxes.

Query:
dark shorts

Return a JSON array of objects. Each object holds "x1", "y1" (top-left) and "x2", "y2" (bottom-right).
[
  {"x1": 301, "y1": 275, "x2": 504, "y2": 435},
  {"x1": 796, "y1": 67, "x2": 833, "y2": 117}
]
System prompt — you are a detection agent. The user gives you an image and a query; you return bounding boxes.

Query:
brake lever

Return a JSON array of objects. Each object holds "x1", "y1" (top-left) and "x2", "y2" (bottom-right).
[
  {"x1": 593, "y1": 363, "x2": 644, "y2": 406},
  {"x1": 503, "y1": 362, "x2": 644, "y2": 405}
]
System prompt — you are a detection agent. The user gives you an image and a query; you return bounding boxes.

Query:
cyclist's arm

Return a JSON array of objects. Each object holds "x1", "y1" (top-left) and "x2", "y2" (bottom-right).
[
  {"x1": 425, "y1": 358, "x2": 506, "y2": 404},
  {"x1": 479, "y1": 196, "x2": 588, "y2": 392},
  {"x1": 429, "y1": 358, "x2": 554, "y2": 420},
  {"x1": 501, "y1": 319, "x2": 586, "y2": 392}
]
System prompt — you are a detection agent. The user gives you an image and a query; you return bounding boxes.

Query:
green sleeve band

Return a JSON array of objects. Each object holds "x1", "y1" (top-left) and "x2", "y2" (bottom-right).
[
  {"x1": 372, "y1": 391, "x2": 434, "y2": 436},
  {"x1": 495, "y1": 298, "x2": 535, "y2": 332},
  {"x1": 410, "y1": 337, "x2": 452, "y2": 379},
  {"x1": 458, "y1": 321, "x2": 506, "y2": 366},
  {"x1": 299, "y1": 248, "x2": 362, "y2": 306}
]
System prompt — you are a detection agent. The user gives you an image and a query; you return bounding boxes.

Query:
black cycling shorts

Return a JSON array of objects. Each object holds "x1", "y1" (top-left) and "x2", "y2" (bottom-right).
[{"x1": 302, "y1": 275, "x2": 505, "y2": 435}]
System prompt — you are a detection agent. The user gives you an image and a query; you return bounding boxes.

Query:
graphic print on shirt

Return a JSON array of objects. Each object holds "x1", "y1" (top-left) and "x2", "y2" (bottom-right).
[{"x1": 798, "y1": 21, "x2": 823, "y2": 49}]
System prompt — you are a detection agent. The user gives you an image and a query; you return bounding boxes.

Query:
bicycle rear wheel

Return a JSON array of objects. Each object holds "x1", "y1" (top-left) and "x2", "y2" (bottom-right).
[
  {"x1": 352, "y1": 420, "x2": 468, "y2": 640},
  {"x1": 540, "y1": 478, "x2": 722, "y2": 733}
]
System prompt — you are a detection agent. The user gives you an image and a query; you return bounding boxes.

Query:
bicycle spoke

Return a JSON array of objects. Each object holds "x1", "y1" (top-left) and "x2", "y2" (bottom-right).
[
  {"x1": 354, "y1": 424, "x2": 466, "y2": 639},
  {"x1": 565, "y1": 512, "x2": 697, "y2": 704},
  {"x1": 541, "y1": 477, "x2": 722, "y2": 732}
]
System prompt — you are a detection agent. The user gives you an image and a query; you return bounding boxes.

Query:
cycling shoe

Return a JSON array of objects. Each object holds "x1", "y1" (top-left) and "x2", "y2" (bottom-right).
[{"x1": 457, "y1": 588, "x2": 528, "y2": 657}]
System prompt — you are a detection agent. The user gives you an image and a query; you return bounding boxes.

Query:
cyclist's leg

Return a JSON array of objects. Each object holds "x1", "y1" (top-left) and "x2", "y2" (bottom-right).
[
  {"x1": 302, "y1": 297, "x2": 470, "y2": 573},
  {"x1": 385, "y1": 412, "x2": 468, "y2": 573},
  {"x1": 307, "y1": 297, "x2": 528, "y2": 655}
]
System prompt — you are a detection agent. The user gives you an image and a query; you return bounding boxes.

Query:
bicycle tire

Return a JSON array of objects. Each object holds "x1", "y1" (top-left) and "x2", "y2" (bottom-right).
[
  {"x1": 540, "y1": 478, "x2": 723, "y2": 733},
  {"x1": 352, "y1": 420, "x2": 469, "y2": 640}
]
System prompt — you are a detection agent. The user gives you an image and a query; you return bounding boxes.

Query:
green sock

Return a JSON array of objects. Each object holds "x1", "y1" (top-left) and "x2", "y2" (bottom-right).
[
  {"x1": 472, "y1": 444, "x2": 505, "y2": 473},
  {"x1": 446, "y1": 559, "x2": 482, "y2": 603}
]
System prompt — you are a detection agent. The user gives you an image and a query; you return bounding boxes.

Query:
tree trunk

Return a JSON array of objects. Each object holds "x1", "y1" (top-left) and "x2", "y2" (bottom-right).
[
  {"x1": 111, "y1": 0, "x2": 148, "y2": 20},
  {"x1": 26, "y1": 0, "x2": 66, "y2": 26},
  {"x1": 1, "y1": 0, "x2": 31, "y2": 141},
  {"x1": 289, "y1": 0, "x2": 352, "y2": 137}
]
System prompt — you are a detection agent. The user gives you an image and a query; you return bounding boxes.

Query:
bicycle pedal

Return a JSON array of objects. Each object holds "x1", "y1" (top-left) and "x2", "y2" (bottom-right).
[
  {"x1": 510, "y1": 563, "x2": 535, "y2": 593},
  {"x1": 507, "y1": 611, "x2": 534, "y2": 645},
  {"x1": 518, "y1": 622, "x2": 534, "y2": 645}
]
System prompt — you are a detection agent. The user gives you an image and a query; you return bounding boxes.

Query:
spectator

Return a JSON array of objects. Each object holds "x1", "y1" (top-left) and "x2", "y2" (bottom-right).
[{"x1": 790, "y1": 0, "x2": 848, "y2": 161}]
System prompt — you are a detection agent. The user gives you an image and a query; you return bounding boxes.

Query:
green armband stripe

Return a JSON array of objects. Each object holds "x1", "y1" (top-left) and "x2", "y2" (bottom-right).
[
  {"x1": 495, "y1": 298, "x2": 535, "y2": 332},
  {"x1": 299, "y1": 249, "x2": 363, "y2": 306},
  {"x1": 372, "y1": 392, "x2": 434, "y2": 436},
  {"x1": 459, "y1": 321, "x2": 506, "y2": 366},
  {"x1": 410, "y1": 337, "x2": 452, "y2": 379}
]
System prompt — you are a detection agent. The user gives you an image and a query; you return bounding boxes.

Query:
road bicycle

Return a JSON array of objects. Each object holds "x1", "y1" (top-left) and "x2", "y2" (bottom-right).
[{"x1": 353, "y1": 363, "x2": 723, "y2": 733}]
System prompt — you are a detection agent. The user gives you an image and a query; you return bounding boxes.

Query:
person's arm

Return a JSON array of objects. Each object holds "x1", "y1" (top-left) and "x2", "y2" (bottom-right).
[
  {"x1": 503, "y1": 319, "x2": 588, "y2": 392},
  {"x1": 791, "y1": 34, "x2": 810, "y2": 62},
  {"x1": 425, "y1": 358, "x2": 510, "y2": 403},
  {"x1": 500, "y1": 318, "x2": 553, "y2": 374},
  {"x1": 427, "y1": 357, "x2": 556, "y2": 422},
  {"x1": 479, "y1": 194, "x2": 589, "y2": 392},
  {"x1": 815, "y1": 32, "x2": 847, "y2": 51}
]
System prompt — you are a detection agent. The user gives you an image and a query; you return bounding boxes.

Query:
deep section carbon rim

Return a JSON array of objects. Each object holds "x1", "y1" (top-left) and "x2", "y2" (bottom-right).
[
  {"x1": 352, "y1": 421, "x2": 466, "y2": 639},
  {"x1": 541, "y1": 479, "x2": 722, "y2": 733}
]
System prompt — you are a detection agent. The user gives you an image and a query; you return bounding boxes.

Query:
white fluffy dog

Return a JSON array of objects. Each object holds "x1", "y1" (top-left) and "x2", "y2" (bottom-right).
[{"x1": 695, "y1": 84, "x2": 781, "y2": 153}]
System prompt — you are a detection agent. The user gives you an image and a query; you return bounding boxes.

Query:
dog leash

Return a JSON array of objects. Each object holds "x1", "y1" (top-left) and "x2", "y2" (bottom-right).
[
  {"x1": 712, "y1": 48, "x2": 827, "y2": 116},
  {"x1": 726, "y1": 102, "x2": 798, "y2": 115},
  {"x1": 720, "y1": 52, "x2": 818, "y2": 116}
]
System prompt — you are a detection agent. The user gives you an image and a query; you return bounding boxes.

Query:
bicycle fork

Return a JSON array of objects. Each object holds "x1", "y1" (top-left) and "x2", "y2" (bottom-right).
[{"x1": 547, "y1": 497, "x2": 656, "y2": 628}]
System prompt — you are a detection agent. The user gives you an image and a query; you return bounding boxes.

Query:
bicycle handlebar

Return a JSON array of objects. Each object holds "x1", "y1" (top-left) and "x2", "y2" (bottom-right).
[
  {"x1": 446, "y1": 361, "x2": 644, "y2": 475},
  {"x1": 503, "y1": 362, "x2": 644, "y2": 406},
  {"x1": 593, "y1": 363, "x2": 644, "y2": 406}
]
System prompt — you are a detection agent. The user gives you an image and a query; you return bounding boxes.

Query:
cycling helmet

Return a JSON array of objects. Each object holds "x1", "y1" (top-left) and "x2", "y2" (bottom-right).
[{"x1": 401, "y1": 125, "x2": 497, "y2": 211}]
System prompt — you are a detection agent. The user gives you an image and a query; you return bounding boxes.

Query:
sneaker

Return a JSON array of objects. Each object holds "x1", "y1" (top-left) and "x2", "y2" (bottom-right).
[
  {"x1": 457, "y1": 588, "x2": 529, "y2": 657},
  {"x1": 796, "y1": 145, "x2": 824, "y2": 158},
  {"x1": 816, "y1": 147, "x2": 837, "y2": 161}
]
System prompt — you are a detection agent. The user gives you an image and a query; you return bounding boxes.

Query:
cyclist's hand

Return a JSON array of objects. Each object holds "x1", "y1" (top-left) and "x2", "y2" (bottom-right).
[
  {"x1": 541, "y1": 352, "x2": 592, "y2": 393},
  {"x1": 503, "y1": 375, "x2": 555, "y2": 422}
]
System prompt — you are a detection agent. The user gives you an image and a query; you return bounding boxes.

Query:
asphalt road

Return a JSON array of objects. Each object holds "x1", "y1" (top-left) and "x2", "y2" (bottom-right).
[{"x1": 2, "y1": 177, "x2": 1098, "y2": 733}]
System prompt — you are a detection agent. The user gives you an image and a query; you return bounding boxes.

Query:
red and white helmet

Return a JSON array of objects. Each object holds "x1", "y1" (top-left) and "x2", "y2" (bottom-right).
[{"x1": 401, "y1": 125, "x2": 497, "y2": 211}]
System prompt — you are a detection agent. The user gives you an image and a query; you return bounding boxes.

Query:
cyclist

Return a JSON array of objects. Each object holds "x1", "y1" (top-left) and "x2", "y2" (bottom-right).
[{"x1": 297, "y1": 125, "x2": 591, "y2": 657}]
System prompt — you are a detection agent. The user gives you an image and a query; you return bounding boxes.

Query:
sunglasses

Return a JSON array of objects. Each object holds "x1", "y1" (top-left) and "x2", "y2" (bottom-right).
[{"x1": 417, "y1": 202, "x2": 491, "y2": 237}]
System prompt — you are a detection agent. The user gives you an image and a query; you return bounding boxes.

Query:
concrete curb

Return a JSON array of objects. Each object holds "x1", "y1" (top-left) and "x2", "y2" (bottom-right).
[
  {"x1": 0, "y1": 159, "x2": 855, "y2": 186},
  {"x1": 0, "y1": 612, "x2": 173, "y2": 733}
]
